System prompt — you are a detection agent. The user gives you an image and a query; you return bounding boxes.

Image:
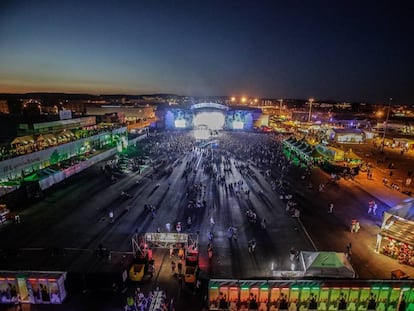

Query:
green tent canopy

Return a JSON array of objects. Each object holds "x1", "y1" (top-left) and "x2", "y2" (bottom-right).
[{"x1": 300, "y1": 251, "x2": 356, "y2": 278}]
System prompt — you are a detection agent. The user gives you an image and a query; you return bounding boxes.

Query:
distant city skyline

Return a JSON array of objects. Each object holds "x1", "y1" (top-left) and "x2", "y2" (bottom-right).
[{"x1": 1, "y1": 0, "x2": 414, "y2": 104}]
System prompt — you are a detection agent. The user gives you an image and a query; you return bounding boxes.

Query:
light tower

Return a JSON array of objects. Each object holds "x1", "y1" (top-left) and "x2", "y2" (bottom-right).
[
  {"x1": 381, "y1": 97, "x2": 392, "y2": 153},
  {"x1": 308, "y1": 98, "x2": 314, "y2": 123}
]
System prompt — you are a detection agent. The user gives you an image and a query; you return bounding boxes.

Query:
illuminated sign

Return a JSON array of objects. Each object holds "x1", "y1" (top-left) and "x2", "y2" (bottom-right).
[
  {"x1": 145, "y1": 233, "x2": 188, "y2": 243},
  {"x1": 59, "y1": 110, "x2": 72, "y2": 120},
  {"x1": 191, "y1": 103, "x2": 229, "y2": 110}
]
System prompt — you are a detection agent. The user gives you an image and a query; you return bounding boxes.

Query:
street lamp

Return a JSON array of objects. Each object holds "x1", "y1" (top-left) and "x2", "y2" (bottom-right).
[
  {"x1": 308, "y1": 98, "x2": 314, "y2": 123},
  {"x1": 381, "y1": 98, "x2": 392, "y2": 153}
]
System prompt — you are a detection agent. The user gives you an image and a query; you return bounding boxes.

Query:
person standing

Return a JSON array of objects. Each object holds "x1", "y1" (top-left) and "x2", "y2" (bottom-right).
[
  {"x1": 328, "y1": 202, "x2": 334, "y2": 213},
  {"x1": 109, "y1": 211, "x2": 114, "y2": 223}
]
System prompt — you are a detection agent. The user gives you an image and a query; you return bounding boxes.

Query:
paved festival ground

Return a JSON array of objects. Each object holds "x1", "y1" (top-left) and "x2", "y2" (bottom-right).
[{"x1": 1, "y1": 133, "x2": 414, "y2": 311}]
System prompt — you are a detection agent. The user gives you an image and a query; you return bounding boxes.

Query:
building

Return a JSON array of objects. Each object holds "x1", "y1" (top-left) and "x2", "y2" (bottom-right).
[
  {"x1": 0, "y1": 100, "x2": 9, "y2": 114},
  {"x1": 327, "y1": 128, "x2": 365, "y2": 143}
]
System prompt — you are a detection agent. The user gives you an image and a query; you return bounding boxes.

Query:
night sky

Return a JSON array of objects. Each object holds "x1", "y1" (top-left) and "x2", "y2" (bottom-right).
[{"x1": 1, "y1": 0, "x2": 414, "y2": 103}]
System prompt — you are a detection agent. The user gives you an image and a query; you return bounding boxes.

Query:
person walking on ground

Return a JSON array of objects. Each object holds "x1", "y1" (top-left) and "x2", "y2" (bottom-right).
[
  {"x1": 261, "y1": 218, "x2": 266, "y2": 229},
  {"x1": 178, "y1": 274, "x2": 183, "y2": 289},
  {"x1": 109, "y1": 211, "x2": 114, "y2": 223},
  {"x1": 177, "y1": 260, "x2": 182, "y2": 274},
  {"x1": 248, "y1": 239, "x2": 256, "y2": 254},
  {"x1": 169, "y1": 244, "x2": 174, "y2": 258},
  {"x1": 319, "y1": 184, "x2": 324, "y2": 192},
  {"x1": 328, "y1": 202, "x2": 334, "y2": 213},
  {"x1": 171, "y1": 260, "x2": 176, "y2": 275},
  {"x1": 346, "y1": 242, "x2": 352, "y2": 257},
  {"x1": 354, "y1": 221, "x2": 361, "y2": 233},
  {"x1": 351, "y1": 220, "x2": 356, "y2": 232},
  {"x1": 290, "y1": 247, "x2": 297, "y2": 261},
  {"x1": 208, "y1": 245, "x2": 213, "y2": 259},
  {"x1": 368, "y1": 200, "x2": 374, "y2": 214},
  {"x1": 372, "y1": 202, "x2": 378, "y2": 215},
  {"x1": 148, "y1": 263, "x2": 155, "y2": 279},
  {"x1": 207, "y1": 231, "x2": 214, "y2": 242},
  {"x1": 210, "y1": 216, "x2": 215, "y2": 228},
  {"x1": 227, "y1": 226, "x2": 234, "y2": 239}
]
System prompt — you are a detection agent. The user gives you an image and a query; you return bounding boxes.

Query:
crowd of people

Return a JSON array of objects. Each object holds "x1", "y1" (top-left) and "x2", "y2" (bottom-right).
[{"x1": 124, "y1": 288, "x2": 169, "y2": 311}]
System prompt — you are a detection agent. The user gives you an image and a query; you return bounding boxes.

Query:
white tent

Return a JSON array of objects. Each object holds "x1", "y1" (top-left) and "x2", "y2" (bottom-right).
[{"x1": 300, "y1": 251, "x2": 356, "y2": 278}]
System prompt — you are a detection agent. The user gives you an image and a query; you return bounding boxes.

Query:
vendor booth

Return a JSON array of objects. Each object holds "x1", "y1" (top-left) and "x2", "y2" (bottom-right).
[{"x1": 376, "y1": 198, "x2": 414, "y2": 267}]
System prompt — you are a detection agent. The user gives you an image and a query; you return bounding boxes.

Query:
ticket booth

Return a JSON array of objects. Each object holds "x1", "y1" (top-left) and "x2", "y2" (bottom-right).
[
  {"x1": 218, "y1": 288, "x2": 229, "y2": 310},
  {"x1": 209, "y1": 285, "x2": 220, "y2": 310},
  {"x1": 228, "y1": 287, "x2": 239, "y2": 311},
  {"x1": 269, "y1": 287, "x2": 290, "y2": 311},
  {"x1": 0, "y1": 271, "x2": 66, "y2": 305},
  {"x1": 329, "y1": 287, "x2": 348, "y2": 311},
  {"x1": 250, "y1": 286, "x2": 260, "y2": 303},
  {"x1": 376, "y1": 287, "x2": 390, "y2": 311},
  {"x1": 299, "y1": 287, "x2": 320, "y2": 311},
  {"x1": 404, "y1": 288, "x2": 414, "y2": 311},
  {"x1": 259, "y1": 286, "x2": 269, "y2": 311},
  {"x1": 386, "y1": 287, "x2": 402, "y2": 311},
  {"x1": 357, "y1": 288, "x2": 371, "y2": 311},
  {"x1": 290, "y1": 287, "x2": 300, "y2": 311},
  {"x1": 347, "y1": 288, "x2": 360, "y2": 311},
  {"x1": 318, "y1": 288, "x2": 330, "y2": 311},
  {"x1": 240, "y1": 286, "x2": 250, "y2": 310},
  {"x1": 0, "y1": 276, "x2": 18, "y2": 304}
]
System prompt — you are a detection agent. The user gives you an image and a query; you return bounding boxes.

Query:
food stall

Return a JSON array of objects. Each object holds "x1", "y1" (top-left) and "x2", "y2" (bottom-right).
[{"x1": 377, "y1": 198, "x2": 414, "y2": 266}]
